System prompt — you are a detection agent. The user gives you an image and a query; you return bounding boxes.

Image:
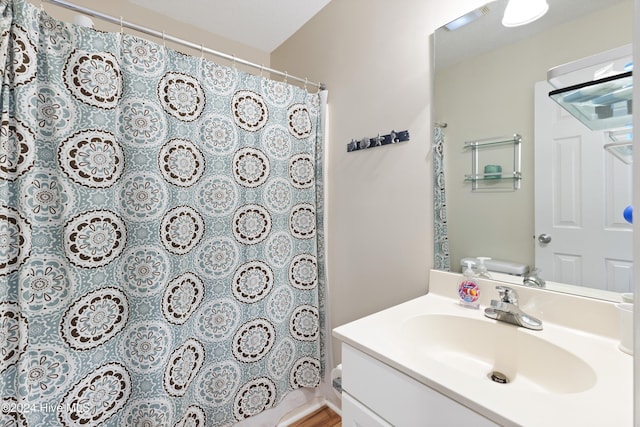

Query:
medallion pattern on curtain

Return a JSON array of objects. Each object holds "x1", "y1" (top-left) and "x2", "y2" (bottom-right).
[
  {"x1": 433, "y1": 127, "x2": 450, "y2": 271},
  {"x1": 0, "y1": 0, "x2": 326, "y2": 425}
]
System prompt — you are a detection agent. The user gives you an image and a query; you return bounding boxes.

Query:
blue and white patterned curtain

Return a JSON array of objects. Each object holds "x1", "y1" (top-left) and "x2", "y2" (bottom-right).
[
  {"x1": 0, "y1": 0, "x2": 326, "y2": 425},
  {"x1": 433, "y1": 127, "x2": 450, "y2": 271}
]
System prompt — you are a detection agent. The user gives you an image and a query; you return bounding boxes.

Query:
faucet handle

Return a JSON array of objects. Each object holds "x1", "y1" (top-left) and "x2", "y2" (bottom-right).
[{"x1": 496, "y1": 286, "x2": 518, "y2": 304}]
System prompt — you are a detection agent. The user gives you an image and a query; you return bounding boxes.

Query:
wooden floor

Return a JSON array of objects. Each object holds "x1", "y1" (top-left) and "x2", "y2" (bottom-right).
[{"x1": 289, "y1": 406, "x2": 341, "y2": 427}]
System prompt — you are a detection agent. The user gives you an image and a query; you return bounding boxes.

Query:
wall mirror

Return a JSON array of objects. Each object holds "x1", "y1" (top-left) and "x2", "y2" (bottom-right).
[{"x1": 434, "y1": 0, "x2": 633, "y2": 301}]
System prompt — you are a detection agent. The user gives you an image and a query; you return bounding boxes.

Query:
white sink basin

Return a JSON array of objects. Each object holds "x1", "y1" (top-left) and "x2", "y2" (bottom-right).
[{"x1": 401, "y1": 314, "x2": 597, "y2": 394}]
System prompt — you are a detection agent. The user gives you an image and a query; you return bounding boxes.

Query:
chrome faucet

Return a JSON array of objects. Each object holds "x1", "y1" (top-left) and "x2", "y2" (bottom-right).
[
  {"x1": 484, "y1": 286, "x2": 543, "y2": 331},
  {"x1": 523, "y1": 268, "x2": 545, "y2": 288}
]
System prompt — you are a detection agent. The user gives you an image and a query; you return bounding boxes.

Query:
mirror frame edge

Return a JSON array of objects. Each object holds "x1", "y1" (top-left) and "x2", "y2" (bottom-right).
[{"x1": 632, "y1": 0, "x2": 639, "y2": 423}]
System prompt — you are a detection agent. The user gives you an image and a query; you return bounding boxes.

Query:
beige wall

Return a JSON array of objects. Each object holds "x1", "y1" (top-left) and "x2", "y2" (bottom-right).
[
  {"x1": 436, "y1": 2, "x2": 633, "y2": 273},
  {"x1": 271, "y1": 0, "x2": 488, "y2": 365},
  {"x1": 42, "y1": 0, "x2": 270, "y2": 69}
]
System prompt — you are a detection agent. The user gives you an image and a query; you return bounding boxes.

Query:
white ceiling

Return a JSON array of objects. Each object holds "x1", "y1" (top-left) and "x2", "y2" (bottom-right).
[
  {"x1": 127, "y1": 0, "x2": 332, "y2": 53},
  {"x1": 435, "y1": 0, "x2": 630, "y2": 71}
]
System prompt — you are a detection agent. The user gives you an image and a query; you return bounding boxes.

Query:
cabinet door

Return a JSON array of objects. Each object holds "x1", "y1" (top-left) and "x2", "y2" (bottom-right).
[
  {"x1": 342, "y1": 393, "x2": 393, "y2": 427},
  {"x1": 342, "y1": 344, "x2": 500, "y2": 427}
]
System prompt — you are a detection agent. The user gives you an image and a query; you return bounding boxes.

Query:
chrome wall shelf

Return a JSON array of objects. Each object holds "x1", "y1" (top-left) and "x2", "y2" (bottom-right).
[
  {"x1": 463, "y1": 134, "x2": 522, "y2": 191},
  {"x1": 605, "y1": 129, "x2": 633, "y2": 164},
  {"x1": 549, "y1": 71, "x2": 632, "y2": 131}
]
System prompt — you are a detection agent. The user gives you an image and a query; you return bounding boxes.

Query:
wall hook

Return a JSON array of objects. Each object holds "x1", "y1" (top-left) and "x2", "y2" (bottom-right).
[{"x1": 347, "y1": 130, "x2": 410, "y2": 152}]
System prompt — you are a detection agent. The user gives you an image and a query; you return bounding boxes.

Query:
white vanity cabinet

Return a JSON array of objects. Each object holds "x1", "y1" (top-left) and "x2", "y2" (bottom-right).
[
  {"x1": 342, "y1": 393, "x2": 392, "y2": 427},
  {"x1": 341, "y1": 344, "x2": 499, "y2": 427}
]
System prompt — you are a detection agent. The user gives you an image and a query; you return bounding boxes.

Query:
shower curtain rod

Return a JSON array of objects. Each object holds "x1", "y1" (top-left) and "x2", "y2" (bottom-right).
[{"x1": 43, "y1": 0, "x2": 327, "y2": 91}]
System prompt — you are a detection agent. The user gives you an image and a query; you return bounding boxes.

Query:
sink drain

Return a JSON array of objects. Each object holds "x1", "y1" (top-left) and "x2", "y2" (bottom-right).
[{"x1": 488, "y1": 371, "x2": 509, "y2": 384}]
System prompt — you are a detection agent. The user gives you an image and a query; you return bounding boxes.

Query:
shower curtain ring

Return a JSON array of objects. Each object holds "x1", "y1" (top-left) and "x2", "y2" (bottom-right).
[
  {"x1": 120, "y1": 16, "x2": 124, "y2": 34},
  {"x1": 200, "y1": 44, "x2": 204, "y2": 58},
  {"x1": 259, "y1": 64, "x2": 264, "y2": 78},
  {"x1": 162, "y1": 31, "x2": 166, "y2": 47},
  {"x1": 284, "y1": 72, "x2": 288, "y2": 84},
  {"x1": 232, "y1": 54, "x2": 236, "y2": 69},
  {"x1": 304, "y1": 77, "x2": 308, "y2": 92}
]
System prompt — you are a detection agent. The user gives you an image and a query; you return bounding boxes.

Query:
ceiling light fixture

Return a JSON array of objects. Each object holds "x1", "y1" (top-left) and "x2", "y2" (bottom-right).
[{"x1": 502, "y1": 0, "x2": 549, "y2": 27}]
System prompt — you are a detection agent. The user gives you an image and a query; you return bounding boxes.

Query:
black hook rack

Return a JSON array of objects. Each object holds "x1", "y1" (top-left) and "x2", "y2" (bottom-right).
[{"x1": 347, "y1": 130, "x2": 410, "y2": 152}]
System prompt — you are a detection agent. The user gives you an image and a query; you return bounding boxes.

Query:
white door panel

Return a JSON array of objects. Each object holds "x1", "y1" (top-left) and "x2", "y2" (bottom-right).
[{"x1": 534, "y1": 81, "x2": 633, "y2": 292}]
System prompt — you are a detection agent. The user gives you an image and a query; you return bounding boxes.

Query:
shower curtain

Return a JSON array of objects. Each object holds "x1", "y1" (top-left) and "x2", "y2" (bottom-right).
[
  {"x1": 0, "y1": 0, "x2": 327, "y2": 425},
  {"x1": 433, "y1": 127, "x2": 450, "y2": 271}
]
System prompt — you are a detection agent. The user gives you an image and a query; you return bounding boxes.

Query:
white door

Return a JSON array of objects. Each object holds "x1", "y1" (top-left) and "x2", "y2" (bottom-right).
[{"x1": 534, "y1": 81, "x2": 633, "y2": 292}]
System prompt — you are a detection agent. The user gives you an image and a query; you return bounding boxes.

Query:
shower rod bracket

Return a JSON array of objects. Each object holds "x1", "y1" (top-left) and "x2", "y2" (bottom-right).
[{"x1": 347, "y1": 130, "x2": 410, "y2": 152}]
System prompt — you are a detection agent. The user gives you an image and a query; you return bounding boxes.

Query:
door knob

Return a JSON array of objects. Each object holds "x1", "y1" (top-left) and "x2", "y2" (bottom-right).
[{"x1": 538, "y1": 234, "x2": 552, "y2": 244}]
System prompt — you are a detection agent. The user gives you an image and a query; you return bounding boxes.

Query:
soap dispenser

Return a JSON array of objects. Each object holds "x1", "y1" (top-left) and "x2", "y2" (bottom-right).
[
  {"x1": 476, "y1": 257, "x2": 492, "y2": 279},
  {"x1": 458, "y1": 261, "x2": 480, "y2": 309}
]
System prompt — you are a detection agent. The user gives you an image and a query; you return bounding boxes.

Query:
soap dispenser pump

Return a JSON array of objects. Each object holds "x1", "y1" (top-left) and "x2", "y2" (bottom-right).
[
  {"x1": 458, "y1": 261, "x2": 480, "y2": 309},
  {"x1": 476, "y1": 257, "x2": 492, "y2": 279}
]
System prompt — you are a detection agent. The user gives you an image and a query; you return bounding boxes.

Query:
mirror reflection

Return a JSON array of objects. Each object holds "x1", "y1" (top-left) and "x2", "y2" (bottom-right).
[{"x1": 434, "y1": 0, "x2": 633, "y2": 301}]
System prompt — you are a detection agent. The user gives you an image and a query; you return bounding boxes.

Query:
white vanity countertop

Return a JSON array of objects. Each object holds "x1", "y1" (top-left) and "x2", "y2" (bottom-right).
[{"x1": 333, "y1": 270, "x2": 633, "y2": 427}]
